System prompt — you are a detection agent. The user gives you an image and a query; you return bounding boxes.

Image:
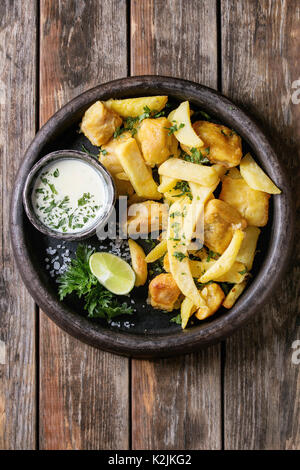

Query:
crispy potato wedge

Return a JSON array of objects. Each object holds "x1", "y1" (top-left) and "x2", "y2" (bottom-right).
[
  {"x1": 148, "y1": 273, "x2": 181, "y2": 312},
  {"x1": 199, "y1": 229, "x2": 245, "y2": 283},
  {"x1": 236, "y1": 226, "x2": 261, "y2": 270},
  {"x1": 220, "y1": 175, "x2": 270, "y2": 227},
  {"x1": 195, "y1": 283, "x2": 225, "y2": 320},
  {"x1": 163, "y1": 252, "x2": 170, "y2": 272},
  {"x1": 145, "y1": 239, "x2": 168, "y2": 263},
  {"x1": 104, "y1": 96, "x2": 168, "y2": 118},
  {"x1": 184, "y1": 182, "x2": 219, "y2": 247},
  {"x1": 167, "y1": 198, "x2": 208, "y2": 310},
  {"x1": 191, "y1": 260, "x2": 247, "y2": 283},
  {"x1": 115, "y1": 138, "x2": 161, "y2": 200},
  {"x1": 240, "y1": 153, "x2": 281, "y2": 194},
  {"x1": 128, "y1": 239, "x2": 147, "y2": 287},
  {"x1": 99, "y1": 131, "x2": 134, "y2": 196},
  {"x1": 80, "y1": 101, "x2": 122, "y2": 146},
  {"x1": 158, "y1": 158, "x2": 219, "y2": 186},
  {"x1": 181, "y1": 297, "x2": 198, "y2": 329},
  {"x1": 223, "y1": 280, "x2": 247, "y2": 309},
  {"x1": 158, "y1": 175, "x2": 178, "y2": 193},
  {"x1": 168, "y1": 101, "x2": 204, "y2": 147}
]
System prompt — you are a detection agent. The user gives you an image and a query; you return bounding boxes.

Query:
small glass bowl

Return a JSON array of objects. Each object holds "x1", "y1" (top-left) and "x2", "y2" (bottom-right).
[{"x1": 22, "y1": 150, "x2": 116, "y2": 241}]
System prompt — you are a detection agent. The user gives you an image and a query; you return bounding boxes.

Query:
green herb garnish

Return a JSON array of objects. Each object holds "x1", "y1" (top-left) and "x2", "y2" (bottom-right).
[
  {"x1": 219, "y1": 282, "x2": 233, "y2": 296},
  {"x1": 170, "y1": 313, "x2": 181, "y2": 325},
  {"x1": 81, "y1": 144, "x2": 98, "y2": 158},
  {"x1": 206, "y1": 249, "x2": 219, "y2": 262},
  {"x1": 58, "y1": 245, "x2": 133, "y2": 321},
  {"x1": 238, "y1": 267, "x2": 248, "y2": 275},
  {"x1": 166, "y1": 122, "x2": 185, "y2": 135},
  {"x1": 182, "y1": 147, "x2": 210, "y2": 165},
  {"x1": 173, "y1": 181, "x2": 192, "y2": 200},
  {"x1": 99, "y1": 146, "x2": 108, "y2": 156},
  {"x1": 78, "y1": 192, "x2": 92, "y2": 206},
  {"x1": 173, "y1": 252, "x2": 186, "y2": 262}
]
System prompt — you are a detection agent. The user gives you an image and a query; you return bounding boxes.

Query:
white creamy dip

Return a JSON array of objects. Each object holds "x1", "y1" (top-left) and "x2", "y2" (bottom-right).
[{"x1": 32, "y1": 159, "x2": 107, "y2": 233}]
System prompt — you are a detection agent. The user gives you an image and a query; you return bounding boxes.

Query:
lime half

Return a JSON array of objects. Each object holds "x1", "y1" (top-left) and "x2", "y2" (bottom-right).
[{"x1": 89, "y1": 252, "x2": 135, "y2": 295}]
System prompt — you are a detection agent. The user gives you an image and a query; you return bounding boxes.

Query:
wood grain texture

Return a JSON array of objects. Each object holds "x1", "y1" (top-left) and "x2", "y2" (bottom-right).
[
  {"x1": 130, "y1": 0, "x2": 221, "y2": 450},
  {"x1": 222, "y1": 0, "x2": 300, "y2": 449},
  {"x1": 39, "y1": 0, "x2": 129, "y2": 450},
  {"x1": 0, "y1": 0, "x2": 37, "y2": 449}
]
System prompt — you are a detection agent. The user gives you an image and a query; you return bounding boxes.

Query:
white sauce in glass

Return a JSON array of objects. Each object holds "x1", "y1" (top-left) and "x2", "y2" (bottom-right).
[{"x1": 32, "y1": 159, "x2": 107, "y2": 233}]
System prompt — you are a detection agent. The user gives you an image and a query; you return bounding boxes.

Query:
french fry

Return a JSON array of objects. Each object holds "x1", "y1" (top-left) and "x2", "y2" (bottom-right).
[
  {"x1": 128, "y1": 239, "x2": 147, "y2": 287},
  {"x1": 145, "y1": 239, "x2": 168, "y2": 263},
  {"x1": 199, "y1": 229, "x2": 245, "y2": 283},
  {"x1": 158, "y1": 175, "x2": 178, "y2": 193},
  {"x1": 104, "y1": 96, "x2": 168, "y2": 118},
  {"x1": 167, "y1": 198, "x2": 208, "y2": 310},
  {"x1": 184, "y1": 182, "x2": 219, "y2": 247},
  {"x1": 115, "y1": 138, "x2": 161, "y2": 200},
  {"x1": 240, "y1": 153, "x2": 281, "y2": 194},
  {"x1": 181, "y1": 297, "x2": 197, "y2": 329},
  {"x1": 168, "y1": 101, "x2": 204, "y2": 147},
  {"x1": 158, "y1": 158, "x2": 219, "y2": 186},
  {"x1": 236, "y1": 226, "x2": 261, "y2": 270},
  {"x1": 191, "y1": 260, "x2": 248, "y2": 283},
  {"x1": 223, "y1": 280, "x2": 247, "y2": 309}
]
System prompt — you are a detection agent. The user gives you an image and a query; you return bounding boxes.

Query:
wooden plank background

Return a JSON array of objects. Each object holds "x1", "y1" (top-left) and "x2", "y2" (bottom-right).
[{"x1": 1, "y1": 0, "x2": 299, "y2": 450}]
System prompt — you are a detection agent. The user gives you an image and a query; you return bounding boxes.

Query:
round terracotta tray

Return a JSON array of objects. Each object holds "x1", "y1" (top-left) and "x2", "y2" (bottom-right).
[{"x1": 10, "y1": 76, "x2": 294, "y2": 358}]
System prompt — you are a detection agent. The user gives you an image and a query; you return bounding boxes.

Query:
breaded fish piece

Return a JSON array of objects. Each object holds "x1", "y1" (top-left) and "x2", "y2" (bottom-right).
[
  {"x1": 80, "y1": 101, "x2": 122, "y2": 146},
  {"x1": 148, "y1": 273, "x2": 181, "y2": 312},
  {"x1": 220, "y1": 175, "x2": 270, "y2": 227},
  {"x1": 204, "y1": 199, "x2": 247, "y2": 254},
  {"x1": 181, "y1": 121, "x2": 242, "y2": 168},
  {"x1": 136, "y1": 117, "x2": 179, "y2": 167},
  {"x1": 195, "y1": 283, "x2": 225, "y2": 320}
]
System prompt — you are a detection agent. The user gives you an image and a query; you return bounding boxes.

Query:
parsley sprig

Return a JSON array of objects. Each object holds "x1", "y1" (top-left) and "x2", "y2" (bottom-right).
[
  {"x1": 181, "y1": 147, "x2": 210, "y2": 165},
  {"x1": 173, "y1": 181, "x2": 193, "y2": 200},
  {"x1": 113, "y1": 106, "x2": 167, "y2": 139},
  {"x1": 58, "y1": 245, "x2": 133, "y2": 321}
]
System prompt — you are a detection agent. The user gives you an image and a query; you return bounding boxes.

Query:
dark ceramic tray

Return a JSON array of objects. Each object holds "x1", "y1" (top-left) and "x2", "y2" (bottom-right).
[{"x1": 10, "y1": 76, "x2": 294, "y2": 358}]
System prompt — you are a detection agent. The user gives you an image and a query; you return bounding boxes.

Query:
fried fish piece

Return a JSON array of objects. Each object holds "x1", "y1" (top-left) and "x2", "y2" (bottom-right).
[
  {"x1": 181, "y1": 121, "x2": 242, "y2": 168},
  {"x1": 220, "y1": 175, "x2": 270, "y2": 227},
  {"x1": 127, "y1": 201, "x2": 169, "y2": 235},
  {"x1": 204, "y1": 199, "x2": 247, "y2": 254},
  {"x1": 195, "y1": 283, "x2": 225, "y2": 320},
  {"x1": 148, "y1": 273, "x2": 181, "y2": 312},
  {"x1": 80, "y1": 101, "x2": 122, "y2": 146},
  {"x1": 136, "y1": 117, "x2": 179, "y2": 167}
]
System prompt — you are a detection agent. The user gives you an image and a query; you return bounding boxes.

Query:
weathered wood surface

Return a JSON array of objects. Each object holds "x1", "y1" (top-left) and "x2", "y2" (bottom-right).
[
  {"x1": 130, "y1": 0, "x2": 222, "y2": 450},
  {"x1": 2, "y1": 0, "x2": 300, "y2": 450},
  {"x1": 39, "y1": 0, "x2": 129, "y2": 450},
  {"x1": 222, "y1": 0, "x2": 300, "y2": 449},
  {"x1": 0, "y1": 1, "x2": 37, "y2": 450}
]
